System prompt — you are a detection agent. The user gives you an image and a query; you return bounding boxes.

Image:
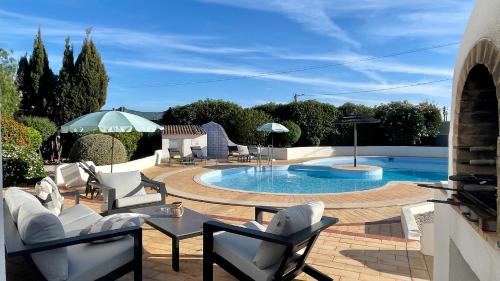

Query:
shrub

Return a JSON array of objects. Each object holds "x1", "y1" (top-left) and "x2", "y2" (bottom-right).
[
  {"x1": 69, "y1": 134, "x2": 127, "y2": 165},
  {"x1": 114, "y1": 132, "x2": 142, "y2": 159},
  {"x1": 276, "y1": 101, "x2": 339, "y2": 146},
  {"x1": 0, "y1": 48, "x2": 20, "y2": 117},
  {"x1": 25, "y1": 127, "x2": 43, "y2": 151},
  {"x1": 19, "y1": 116, "x2": 58, "y2": 141},
  {"x1": 375, "y1": 101, "x2": 425, "y2": 145},
  {"x1": 418, "y1": 102, "x2": 442, "y2": 138},
  {"x1": 1, "y1": 117, "x2": 31, "y2": 147},
  {"x1": 333, "y1": 103, "x2": 381, "y2": 146},
  {"x1": 163, "y1": 99, "x2": 242, "y2": 134},
  {"x1": 308, "y1": 136, "x2": 321, "y2": 146},
  {"x1": 276, "y1": 121, "x2": 301, "y2": 147},
  {"x1": 232, "y1": 109, "x2": 273, "y2": 145},
  {"x1": 3, "y1": 143, "x2": 46, "y2": 186},
  {"x1": 132, "y1": 132, "x2": 161, "y2": 159}
]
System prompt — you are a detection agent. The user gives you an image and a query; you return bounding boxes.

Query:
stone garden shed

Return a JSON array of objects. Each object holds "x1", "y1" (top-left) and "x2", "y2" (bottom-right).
[{"x1": 161, "y1": 125, "x2": 207, "y2": 160}]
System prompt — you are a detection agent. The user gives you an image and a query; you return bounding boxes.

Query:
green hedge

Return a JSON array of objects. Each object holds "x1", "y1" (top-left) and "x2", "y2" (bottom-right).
[
  {"x1": 232, "y1": 109, "x2": 272, "y2": 145},
  {"x1": 113, "y1": 132, "x2": 142, "y2": 159},
  {"x1": 19, "y1": 116, "x2": 58, "y2": 141},
  {"x1": 162, "y1": 100, "x2": 442, "y2": 147},
  {"x1": 69, "y1": 134, "x2": 127, "y2": 165},
  {"x1": 275, "y1": 120, "x2": 301, "y2": 147},
  {"x1": 25, "y1": 127, "x2": 43, "y2": 151}
]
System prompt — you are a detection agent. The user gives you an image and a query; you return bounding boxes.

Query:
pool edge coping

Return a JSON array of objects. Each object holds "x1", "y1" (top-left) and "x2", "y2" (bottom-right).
[{"x1": 154, "y1": 166, "x2": 434, "y2": 209}]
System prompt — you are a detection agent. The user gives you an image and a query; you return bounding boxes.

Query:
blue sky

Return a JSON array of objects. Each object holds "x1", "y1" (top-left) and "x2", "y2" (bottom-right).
[{"x1": 1, "y1": 0, "x2": 473, "y2": 111}]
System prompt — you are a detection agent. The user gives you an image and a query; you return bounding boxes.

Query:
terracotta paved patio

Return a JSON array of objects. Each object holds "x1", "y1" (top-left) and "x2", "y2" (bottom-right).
[{"x1": 6, "y1": 163, "x2": 434, "y2": 281}]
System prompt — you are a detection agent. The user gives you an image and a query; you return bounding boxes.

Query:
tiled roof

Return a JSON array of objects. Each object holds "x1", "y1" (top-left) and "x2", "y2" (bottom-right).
[{"x1": 163, "y1": 125, "x2": 207, "y2": 136}]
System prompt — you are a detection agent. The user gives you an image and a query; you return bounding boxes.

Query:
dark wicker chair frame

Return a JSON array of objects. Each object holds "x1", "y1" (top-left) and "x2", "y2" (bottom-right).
[
  {"x1": 4, "y1": 192, "x2": 143, "y2": 281},
  {"x1": 90, "y1": 173, "x2": 167, "y2": 215},
  {"x1": 203, "y1": 206, "x2": 337, "y2": 281},
  {"x1": 78, "y1": 162, "x2": 100, "y2": 198}
]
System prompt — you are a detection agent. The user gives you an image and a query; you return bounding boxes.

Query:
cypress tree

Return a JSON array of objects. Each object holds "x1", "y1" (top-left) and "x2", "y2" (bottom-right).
[
  {"x1": 25, "y1": 29, "x2": 56, "y2": 116},
  {"x1": 16, "y1": 54, "x2": 31, "y2": 112},
  {"x1": 74, "y1": 28, "x2": 108, "y2": 114},
  {"x1": 55, "y1": 36, "x2": 75, "y2": 125}
]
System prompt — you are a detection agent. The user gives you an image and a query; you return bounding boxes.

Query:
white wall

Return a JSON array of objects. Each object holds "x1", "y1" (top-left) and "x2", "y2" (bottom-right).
[
  {"x1": 433, "y1": 190, "x2": 500, "y2": 281},
  {"x1": 272, "y1": 146, "x2": 448, "y2": 160},
  {"x1": 161, "y1": 134, "x2": 207, "y2": 160},
  {"x1": 55, "y1": 150, "x2": 162, "y2": 186}
]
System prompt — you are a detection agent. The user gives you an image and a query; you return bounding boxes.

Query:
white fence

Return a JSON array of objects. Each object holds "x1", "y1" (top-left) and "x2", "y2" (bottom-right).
[
  {"x1": 55, "y1": 150, "x2": 162, "y2": 186},
  {"x1": 271, "y1": 146, "x2": 448, "y2": 160}
]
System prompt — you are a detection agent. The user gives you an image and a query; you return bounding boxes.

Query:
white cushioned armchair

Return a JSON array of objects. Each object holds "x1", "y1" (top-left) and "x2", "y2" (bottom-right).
[
  {"x1": 203, "y1": 203, "x2": 337, "y2": 281},
  {"x1": 92, "y1": 170, "x2": 167, "y2": 214}
]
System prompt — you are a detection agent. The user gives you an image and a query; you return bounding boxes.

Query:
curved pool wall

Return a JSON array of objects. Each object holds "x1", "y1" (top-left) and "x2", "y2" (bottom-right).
[
  {"x1": 199, "y1": 156, "x2": 448, "y2": 194},
  {"x1": 289, "y1": 164, "x2": 383, "y2": 180}
]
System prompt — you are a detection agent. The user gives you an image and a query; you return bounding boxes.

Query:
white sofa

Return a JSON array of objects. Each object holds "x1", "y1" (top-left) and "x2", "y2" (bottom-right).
[{"x1": 4, "y1": 187, "x2": 142, "y2": 281}]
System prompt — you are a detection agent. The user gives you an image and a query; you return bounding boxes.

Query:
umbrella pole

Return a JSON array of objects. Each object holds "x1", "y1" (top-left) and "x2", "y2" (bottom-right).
[
  {"x1": 353, "y1": 123, "x2": 357, "y2": 167},
  {"x1": 271, "y1": 133, "x2": 273, "y2": 167},
  {"x1": 111, "y1": 133, "x2": 115, "y2": 173}
]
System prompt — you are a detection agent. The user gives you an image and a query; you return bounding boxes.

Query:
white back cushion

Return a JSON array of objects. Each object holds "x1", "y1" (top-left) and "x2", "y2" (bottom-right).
[
  {"x1": 60, "y1": 163, "x2": 87, "y2": 188},
  {"x1": 4, "y1": 187, "x2": 41, "y2": 223},
  {"x1": 97, "y1": 171, "x2": 145, "y2": 200},
  {"x1": 253, "y1": 201, "x2": 324, "y2": 269},
  {"x1": 18, "y1": 200, "x2": 68, "y2": 281}
]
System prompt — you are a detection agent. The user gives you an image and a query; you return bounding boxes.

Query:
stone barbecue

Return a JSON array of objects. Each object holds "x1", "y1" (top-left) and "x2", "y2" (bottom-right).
[{"x1": 434, "y1": 1, "x2": 500, "y2": 280}]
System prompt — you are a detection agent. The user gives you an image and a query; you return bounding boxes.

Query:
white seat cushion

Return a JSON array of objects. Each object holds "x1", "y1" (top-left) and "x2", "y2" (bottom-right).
[
  {"x1": 253, "y1": 201, "x2": 325, "y2": 269},
  {"x1": 59, "y1": 205, "x2": 103, "y2": 237},
  {"x1": 64, "y1": 212, "x2": 103, "y2": 237},
  {"x1": 17, "y1": 200, "x2": 68, "y2": 281},
  {"x1": 214, "y1": 221, "x2": 278, "y2": 281},
  {"x1": 66, "y1": 237, "x2": 135, "y2": 281},
  {"x1": 98, "y1": 170, "x2": 146, "y2": 199},
  {"x1": 4, "y1": 187, "x2": 41, "y2": 223},
  {"x1": 58, "y1": 204, "x2": 97, "y2": 226},
  {"x1": 115, "y1": 193, "x2": 161, "y2": 208}
]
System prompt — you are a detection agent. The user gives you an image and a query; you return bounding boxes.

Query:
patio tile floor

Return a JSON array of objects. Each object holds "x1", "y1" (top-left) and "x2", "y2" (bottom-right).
[{"x1": 5, "y1": 163, "x2": 433, "y2": 280}]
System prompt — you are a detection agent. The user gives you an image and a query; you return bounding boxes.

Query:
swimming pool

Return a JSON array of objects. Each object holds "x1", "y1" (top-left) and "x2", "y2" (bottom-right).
[{"x1": 199, "y1": 156, "x2": 448, "y2": 194}]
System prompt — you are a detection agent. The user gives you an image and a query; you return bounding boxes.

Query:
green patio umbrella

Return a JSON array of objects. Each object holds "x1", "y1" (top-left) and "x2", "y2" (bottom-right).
[
  {"x1": 61, "y1": 110, "x2": 163, "y2": 172},
  {"x1": 257, "y1": 122, "x2": 289, "y2": 165}
]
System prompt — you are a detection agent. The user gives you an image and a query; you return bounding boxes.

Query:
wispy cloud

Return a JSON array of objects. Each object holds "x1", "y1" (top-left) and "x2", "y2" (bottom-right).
[
  {"x1": 342, "y1": 0, "x2": 473, "y2": 40},
  {"x1": 199, "y1": 0, "x2": 359, "y2": 47},
  {"x1": 0, "y1": 9, "x2": 262, "y2": 55},
  {"x1": 279, "y1": 52, "x2": 453, "y2": 79},
  {"x1": 107, "y1": 58, "x2": 450, "y2": 98}
]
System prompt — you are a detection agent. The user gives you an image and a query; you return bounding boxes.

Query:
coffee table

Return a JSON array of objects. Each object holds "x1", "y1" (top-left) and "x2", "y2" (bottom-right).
[{"x1": 131, "y1": 204, "x2": 212, "y2": 271}]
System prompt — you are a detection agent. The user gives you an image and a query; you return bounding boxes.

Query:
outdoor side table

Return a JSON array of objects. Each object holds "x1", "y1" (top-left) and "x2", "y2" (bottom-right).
[{"x1": 131, "y1": 204, "x2": 212, "y2": 272}]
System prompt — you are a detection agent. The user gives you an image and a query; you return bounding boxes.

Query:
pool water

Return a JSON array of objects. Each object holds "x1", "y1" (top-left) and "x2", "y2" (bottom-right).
[{"x1": 200, "y1": 156, "x2": 448, "y2": 194}]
